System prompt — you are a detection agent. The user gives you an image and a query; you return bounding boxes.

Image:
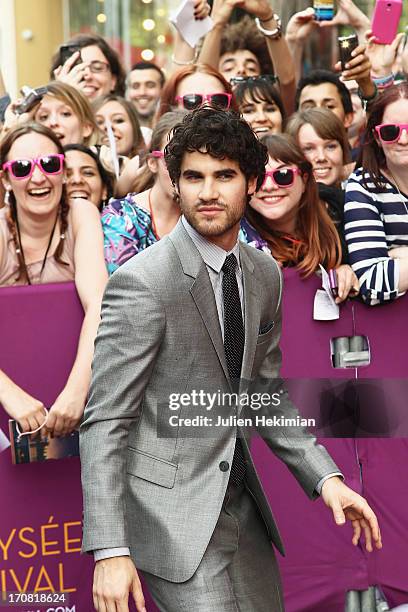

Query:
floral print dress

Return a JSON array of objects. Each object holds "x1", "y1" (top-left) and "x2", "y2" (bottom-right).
[{"x1": 102, "y1": 194, "x2": 158, "y2": 275}]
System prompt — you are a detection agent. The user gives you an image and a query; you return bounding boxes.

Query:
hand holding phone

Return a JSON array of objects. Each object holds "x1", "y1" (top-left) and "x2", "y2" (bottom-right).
[
  {"x1": 338, "y1": 33, "x2": 359, "y2": 70},
  {"x1": 59, "y1": 43, "x2": 82, "y2": 67},
  {"x1": 14, "y1": 86, "x2": 47, "y2": 115},
  {"x1": 371, "y1": 0, "x2": 402, "y2": 45}
]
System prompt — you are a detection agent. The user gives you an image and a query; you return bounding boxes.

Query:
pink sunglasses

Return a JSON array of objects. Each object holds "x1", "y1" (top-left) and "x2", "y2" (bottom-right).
[
  {"x1": 150, "y1": 150, "x2": 164, "y2": 158},
  {"x1": 174, "y1": 92, "x2": 232, "y2": 111},
  {"x1": 375, "y1": 123, "x2": 408, "y2": 143},
  {"x1": 2, "y1": 154, "x2": 65, "y2": 180},
  {"x1": 262, "y1": 167, "x2": 301, "y2": 189}
]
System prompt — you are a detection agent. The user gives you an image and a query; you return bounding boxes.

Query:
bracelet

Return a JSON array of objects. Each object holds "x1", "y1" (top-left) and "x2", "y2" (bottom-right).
[
  {"x1": 357, "y1": 82, "x2": 378, "y2": 111},
  {"x1": 255, "y1": 15, "x2": 282, "y2": 40},
  {"x1": 171, "y1": 54, "x2": 195, "y2": 66},
  {"x1": 372, "y1": 73, "x2": 395, "y2": 90}
]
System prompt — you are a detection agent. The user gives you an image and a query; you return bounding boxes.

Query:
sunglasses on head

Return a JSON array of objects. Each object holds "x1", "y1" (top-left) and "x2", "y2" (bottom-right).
[
  {"x1": 230, "y1": 74, "x2": 279, "y2": 87},
  {"x1": 374, "y1": 123, "x2": 408, "y2": 143},
  {"x1": 2, "y1": 154, "x2": 65, "y2": 180},
  {"x1": 261, "y1": 167, "x2": 300, "y2": 189},
  {"x1": 150, "y1": 150, "x2": 164, "y2": 158},
  {"x1": 175, "y1": 93, "x2": 232, "y2": 111}
]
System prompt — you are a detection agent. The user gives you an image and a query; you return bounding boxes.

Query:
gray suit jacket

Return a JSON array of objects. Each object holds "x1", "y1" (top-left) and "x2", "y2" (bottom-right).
[{"x1": 80, "y1": 219, "x2": 339, "y2": 582}]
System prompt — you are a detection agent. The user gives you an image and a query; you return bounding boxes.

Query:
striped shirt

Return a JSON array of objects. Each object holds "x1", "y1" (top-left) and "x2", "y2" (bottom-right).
[{"x1": 344, "y1": 168, "x2": 408, "y2": 305}]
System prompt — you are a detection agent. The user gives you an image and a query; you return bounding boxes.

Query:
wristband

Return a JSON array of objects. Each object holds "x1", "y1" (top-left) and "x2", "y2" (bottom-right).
[
  {"x1": 357, "y1": 82, "x2": 378, "y2": 111},
  {"x1": 372, "y1": 73, "x2": 395, "y2": 90},
  {"x1": 255, "y1": 15, "x2": 282, "y2": 40}
]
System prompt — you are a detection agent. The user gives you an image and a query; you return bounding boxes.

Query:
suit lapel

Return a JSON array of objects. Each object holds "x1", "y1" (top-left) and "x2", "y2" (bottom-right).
[
  {"x1": 190, "y1": 269, "x2": 230, "y2": 382},
  {"x1": 169, "y1": 220, "x2": 230, "y2": 382}
]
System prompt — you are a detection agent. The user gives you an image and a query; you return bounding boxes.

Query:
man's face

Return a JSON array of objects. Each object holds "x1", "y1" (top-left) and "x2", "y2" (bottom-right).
[
  {"x1": 298, "y1": 82, "x2": 353, "y2": 128},
  {"x1": 218, "y1": 49, "x2": 260, "y2": 81},
  {"x1": 177, "y1": 150, "x2": 257, "y2": 248},
  {"x1": 126, "y1": 68, "x2": 162, "y2": 118}
]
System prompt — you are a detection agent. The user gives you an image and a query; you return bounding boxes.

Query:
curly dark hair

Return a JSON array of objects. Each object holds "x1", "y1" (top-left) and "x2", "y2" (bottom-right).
[
  {"x1": 164, "y1": 107, "x2": 268, "y2": 190},
  {"x1": 220, "y1": 15, "x2": 273, "y2": 75}
]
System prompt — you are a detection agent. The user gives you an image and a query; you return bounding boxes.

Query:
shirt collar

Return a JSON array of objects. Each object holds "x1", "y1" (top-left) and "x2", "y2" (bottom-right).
[{"x1": 182, "y1": 216, "x2": 240, "y2": 274}]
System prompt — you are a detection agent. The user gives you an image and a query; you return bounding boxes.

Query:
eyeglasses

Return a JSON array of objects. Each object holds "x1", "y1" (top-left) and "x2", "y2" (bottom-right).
[
  {"x1": 175, "y1": 93, "x2": 232, "y2": 111},
  {"x1": 230, "y1": 74, "x2": 279, "y2": 87},
  {"x1": 2, "y1": 154, "x2": 65, "y2": 180},
  {"x1": 261, "y1": 167, "x2": 300, "y2": 189},
  {"x1": 86, "y1": 60, "x2": 110, "y2": 74},
  {"x1": 150, "y1": 150, "x2": 164, "y2": 158},
  {"x1": 375, "y1": 123, "x2": 408, "y2": 143}
]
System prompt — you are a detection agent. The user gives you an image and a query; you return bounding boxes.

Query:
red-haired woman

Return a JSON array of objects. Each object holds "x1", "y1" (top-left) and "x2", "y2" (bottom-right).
[
  {"x1": 157, "y1": 63, "x2": 237, "y2": 119},
  {"x1": 240, "y1": 134, "x2": 359, "y2": 302},
  {"x1": 0, "y1": 122, "x2": 107, "y2": 435}
]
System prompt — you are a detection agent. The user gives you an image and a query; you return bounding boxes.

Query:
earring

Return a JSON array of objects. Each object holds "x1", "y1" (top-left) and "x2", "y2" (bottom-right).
[{"x1": 4, "y1": 189, "x2": 10, "y2": 205}]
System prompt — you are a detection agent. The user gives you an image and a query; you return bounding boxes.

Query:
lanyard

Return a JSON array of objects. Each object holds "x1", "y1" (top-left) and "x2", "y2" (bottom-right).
[{"x1": 15, "y1": 210, "x2": 59, "y2": 285}]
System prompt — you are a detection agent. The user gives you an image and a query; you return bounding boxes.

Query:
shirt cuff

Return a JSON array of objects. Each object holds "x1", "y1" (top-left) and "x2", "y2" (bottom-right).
[
  {"x1": 315, "y1": 472, "x2": 344, "y2": 495},
  {"x1": 94, "y1": 547, "x2": 130, "y2": 562}
]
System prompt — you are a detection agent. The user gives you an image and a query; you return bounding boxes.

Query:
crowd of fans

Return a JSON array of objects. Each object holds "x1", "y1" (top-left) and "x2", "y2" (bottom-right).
[{"x1": 0, "y1": 0, "x2": 408, "y2": 438}]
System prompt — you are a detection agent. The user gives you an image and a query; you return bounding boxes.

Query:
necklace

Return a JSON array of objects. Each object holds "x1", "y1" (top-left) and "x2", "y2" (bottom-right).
[{"x1": 14, "y1": 210, "x2": 59, "y2": 285}]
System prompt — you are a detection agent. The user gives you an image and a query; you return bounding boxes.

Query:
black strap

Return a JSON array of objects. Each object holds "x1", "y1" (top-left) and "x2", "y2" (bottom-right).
[{"x1": 14, "y1": 208, "x2": 58, "y2": 285}]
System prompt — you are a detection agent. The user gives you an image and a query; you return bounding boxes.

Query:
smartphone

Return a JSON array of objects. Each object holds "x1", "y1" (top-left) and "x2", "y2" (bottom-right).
[
  {"x1": 371, "y1": 0, "x2": 402, "y2": 45},
  {"x1": 59, "y1": 43, "x2": 81, "y2": 66},
  {"x1": 14, "y1": 86, "x2": 48, "y2": 115},
  {"x1": 313, "y1": 0, "x2": 335, "y2": 21},
  {"x1": 338, "y1": 33, "x2": 359, "y2": 70}
]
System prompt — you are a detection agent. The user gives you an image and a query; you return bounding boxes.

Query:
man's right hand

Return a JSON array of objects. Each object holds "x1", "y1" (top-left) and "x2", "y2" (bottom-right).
[{"x1": 93, "y1": 556, "x2": 146, "y2": 612}]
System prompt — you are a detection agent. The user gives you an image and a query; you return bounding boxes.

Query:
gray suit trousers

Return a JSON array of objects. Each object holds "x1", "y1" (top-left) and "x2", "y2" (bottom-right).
[{"x1": 141, "y1": 481, "x2": 284, "y2": 612}]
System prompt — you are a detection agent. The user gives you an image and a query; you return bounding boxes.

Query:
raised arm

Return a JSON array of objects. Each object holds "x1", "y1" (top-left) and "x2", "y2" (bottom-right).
[
  {"x1": 46, "y1": 199, "x2": 108, "y2": 435},
  {"x1": 198, "y1": 0, "x2": 237, "y2": 69},
  {"x1": 245, "y1": 0, "x2": 296, "y2": 115},
  {"x1": 285, "y1": 7, "x2": 319, "y2": 83},
  {"x1": 170, "y1": 0, "x2": 211, "y2": 73}
]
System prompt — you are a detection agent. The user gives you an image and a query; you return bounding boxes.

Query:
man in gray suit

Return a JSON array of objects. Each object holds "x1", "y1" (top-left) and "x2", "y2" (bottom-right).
[{"x1": 80, "y1": 108, "x2": 381, "y2": 612}]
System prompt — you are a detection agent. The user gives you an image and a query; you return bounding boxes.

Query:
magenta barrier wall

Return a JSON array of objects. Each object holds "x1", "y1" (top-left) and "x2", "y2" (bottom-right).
[
  {"x1": 1, "y1": 276, "x2": 407, "y2": 612},
  {"x1": 0, "y1": 283, "x2": 158, "y2": 612},
  {"x1": 251, "y1": 268, "x2": 408, "y2": 611}
]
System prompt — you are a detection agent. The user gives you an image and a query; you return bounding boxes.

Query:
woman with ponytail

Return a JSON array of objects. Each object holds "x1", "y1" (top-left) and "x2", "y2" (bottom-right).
[{"x1": 0, "y1": 122, "x2": 107, "y2": 435}]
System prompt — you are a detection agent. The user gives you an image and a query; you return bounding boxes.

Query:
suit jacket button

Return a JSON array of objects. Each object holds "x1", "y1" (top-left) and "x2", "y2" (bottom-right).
[{"x1": 219, "y1": 461, "x2": 229, "y2": 472}]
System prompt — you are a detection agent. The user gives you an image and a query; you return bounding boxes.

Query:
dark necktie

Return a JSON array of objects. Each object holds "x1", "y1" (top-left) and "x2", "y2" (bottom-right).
[{"x1": 222, "y1": 253, "x2": 246, "y2": 485}]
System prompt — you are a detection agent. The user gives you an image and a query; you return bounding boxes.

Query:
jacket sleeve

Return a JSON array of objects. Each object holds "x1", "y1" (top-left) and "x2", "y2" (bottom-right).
[
  {"x1": 251, "y1": 263, "x2": 341, "y2": 499},
  {"x1": 80, "y1": 265, "x2": 165, "y2": 552}
]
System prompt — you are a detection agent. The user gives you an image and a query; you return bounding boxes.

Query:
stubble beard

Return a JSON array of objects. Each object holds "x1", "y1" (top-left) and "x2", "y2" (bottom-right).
[{"x1": 180, "y1": 199, "x2": 245, "y2": 238}]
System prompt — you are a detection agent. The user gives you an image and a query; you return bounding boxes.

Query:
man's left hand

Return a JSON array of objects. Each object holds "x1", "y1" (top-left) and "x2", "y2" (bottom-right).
[{"x1": 321, "y1": 476, "x2": 382, "y2": 552}]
